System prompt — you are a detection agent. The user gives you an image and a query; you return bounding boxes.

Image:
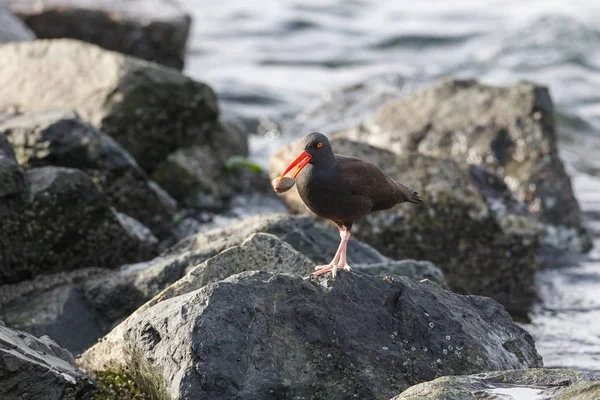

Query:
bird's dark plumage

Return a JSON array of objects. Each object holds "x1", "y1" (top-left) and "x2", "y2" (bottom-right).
[
  {"x1": 276, "y1": 132, "x2": 423, "y2": 278},
  {"x1": 294, "y1": 133, "x2": 422, "y2": 229}
]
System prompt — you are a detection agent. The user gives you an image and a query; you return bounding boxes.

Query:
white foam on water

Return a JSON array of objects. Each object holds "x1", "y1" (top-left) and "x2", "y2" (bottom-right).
[{"x1": 485, "y1": 386, "x2": 546, "y2": 400}]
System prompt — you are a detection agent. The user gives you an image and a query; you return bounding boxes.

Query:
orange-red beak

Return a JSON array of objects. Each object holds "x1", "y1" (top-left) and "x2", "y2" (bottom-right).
[{"x1": 279, "y1": 150, "x2": 312, "y2": 180}]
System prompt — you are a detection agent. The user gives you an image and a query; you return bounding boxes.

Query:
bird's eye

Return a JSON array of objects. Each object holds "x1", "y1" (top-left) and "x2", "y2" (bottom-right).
[{"x1": 316, "y1": 142, "x2": 323, "y2": 148}]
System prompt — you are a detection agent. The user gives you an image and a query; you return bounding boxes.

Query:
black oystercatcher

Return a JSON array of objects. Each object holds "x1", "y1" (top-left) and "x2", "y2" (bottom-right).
[{"x1": 276, "y1": 132, "x2": 423, "y2": 278}]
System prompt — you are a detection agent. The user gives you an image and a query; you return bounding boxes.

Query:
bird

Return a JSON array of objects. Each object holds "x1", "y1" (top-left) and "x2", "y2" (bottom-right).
[{"x1": 275, "y1": 132, "x2": 423, "y2": 279}]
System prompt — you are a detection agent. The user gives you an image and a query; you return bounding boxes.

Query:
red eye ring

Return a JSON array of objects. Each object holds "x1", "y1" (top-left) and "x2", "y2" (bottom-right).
[{"x1": 316, "y1": 142, "x2": 323, "y2": 148}]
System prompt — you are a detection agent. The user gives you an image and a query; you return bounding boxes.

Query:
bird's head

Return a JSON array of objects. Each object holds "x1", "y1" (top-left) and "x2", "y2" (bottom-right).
[{"x1": 278, "y1": 132, "x2": 334, "y2": 180}]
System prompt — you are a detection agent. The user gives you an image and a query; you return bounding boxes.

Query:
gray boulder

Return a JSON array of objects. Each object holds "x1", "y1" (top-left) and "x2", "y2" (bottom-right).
[
  {"x1": 335, "y1": 78, "x2": 589, "y2": 252},
  {"x1": 140, "y1": 233, "x2": 447, "y2": 315},
  {"x1": 80, "y1": 271, "x2": 542, "y2": 400},
  {"x1": 391, "y1": 368, "x2": 598, "y2": 400},
  {"x1": 0, "y1": 4, "x2": 35, "y2": 43},
  {"x1": 10, "y1": 0, "x2": 190, "y2": 69},
  {"x1": 135, "y1": 233, "x2": 316, "y2": 314},
  {"x1": 0, "y1": 109, "x2": 178, "y2": 239},
  {"x1": 0, "y1": 321, "x2": 95, "y2": 399},
  {"x1": 270, "y1": 137, "x2": 541, "y2": 314},
  {"x1": 0, "y1": 165, "x2": 158, "y2": 284},
  {"x1": 0, "y1": 39, "x2": 241, "y2": 178},
  {"x1": 1, "y1": 216, "x2": 445, "y2": 355}
]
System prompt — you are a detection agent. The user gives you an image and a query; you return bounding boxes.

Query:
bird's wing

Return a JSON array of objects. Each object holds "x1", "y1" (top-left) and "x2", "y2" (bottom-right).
[{"x1": 335, "y1": 155, "x2": 405, "y2": 210}]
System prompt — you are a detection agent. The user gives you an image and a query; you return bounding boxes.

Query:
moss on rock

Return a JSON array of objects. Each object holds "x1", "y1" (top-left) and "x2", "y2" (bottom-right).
[{"x1": 92, "y1": 346, "x2": 171, "y2": 400}]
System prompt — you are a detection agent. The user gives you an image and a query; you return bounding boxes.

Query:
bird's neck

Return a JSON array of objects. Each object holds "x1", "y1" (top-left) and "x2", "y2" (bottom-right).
[{"x1": 310, "y1": 152, "x2": 337, "y2": 168}]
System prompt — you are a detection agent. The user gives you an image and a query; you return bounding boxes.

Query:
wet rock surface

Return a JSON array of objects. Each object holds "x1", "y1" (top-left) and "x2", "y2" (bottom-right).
[
  {"x1": 270, "y1": 137, "x2": 541, "y2": 314},
  {"x1": 335, "y1": 78, "x2": 590, "y2": 252},
  {"x1": 80, "y1": 271, "x2": 542, "y2": 400},
  {"x1": 0, "y1": 39, "x2": 223, "y2": 175},
  {"x1": 391, "y1": 368, "x2": 598, "y2": 400},
  {"x1": 0, "y1": 321, "x2": 95, "y2": 399},
  {"x1": 0, "y1": 4, "x2": 35, "y2": 43},
  {"x1": 0, "y1": 163, "x2": 158, "y2": 284},
  {"x1": 10, "y1": 0, "x2": 191, "y2": 69},
  {"x1": 0, "y1": 109, "x2": 178, "y2": 239}
]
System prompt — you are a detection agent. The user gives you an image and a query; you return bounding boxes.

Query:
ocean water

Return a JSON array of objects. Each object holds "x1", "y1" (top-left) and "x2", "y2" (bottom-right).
[{"x1": 181, "y1": 0, "x2": 600, "y2": 374}]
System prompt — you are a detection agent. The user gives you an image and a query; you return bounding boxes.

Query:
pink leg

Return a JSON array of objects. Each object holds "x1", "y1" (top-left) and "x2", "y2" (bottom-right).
[
  {"x1": 312, "y1": 228, "x2": 352, "y2": 279},
  {"x1": 337, "y1": 229, "x2": 352, "y2": 272}
]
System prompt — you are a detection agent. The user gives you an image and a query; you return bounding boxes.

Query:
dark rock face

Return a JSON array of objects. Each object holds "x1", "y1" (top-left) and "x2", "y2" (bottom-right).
[
  {"x1": 80, "y1": 271, "x2": 542, "y2": 400},
  {"x1": 270, "y1": 138, "x2": 541, "y2": 314},
  {"x1": 0, "y1": 39, "x2": 231, "y2": 176},
  {"x1": 10, "y1": 0, "x2": 190, "y2": 69},
  {"x1": 150, "y1": 121, "x2": 255, "y2": 211},
  {"x1": 0, "y1": 163, "x2": 158, "y2": 284},
  {"x1": 336, "y1": 78, "x2": 589, "y2": 252},
  {"x1": 0, "y1": 109, "x2": 178, "y2": 239},
  {"x1": 391, "y1": 368, "x2": 598, "y2": 400},
  {"x1": 0, "y1": 321, "x2": 95, "y2": 399},
  {"x1": 0, "y1": 4, "x2": 35, "y2": 43},
  {"x1": 1, "y1": 284, "x2": 105, "y2": 356}
]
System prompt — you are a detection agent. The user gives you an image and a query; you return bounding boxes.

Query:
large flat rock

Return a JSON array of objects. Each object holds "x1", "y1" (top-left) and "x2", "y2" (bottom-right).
[
  {"x1": 80, "y1": 271, "x2": 541, "y2": 400},
  {"x1": 11, "y1": 0, "x2": 190, "y2": 69}
]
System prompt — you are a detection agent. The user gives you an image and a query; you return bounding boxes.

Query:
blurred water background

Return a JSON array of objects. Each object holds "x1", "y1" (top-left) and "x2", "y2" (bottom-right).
[{"x1": 181, "y1": 0, "x2": 600, "y2": 374}]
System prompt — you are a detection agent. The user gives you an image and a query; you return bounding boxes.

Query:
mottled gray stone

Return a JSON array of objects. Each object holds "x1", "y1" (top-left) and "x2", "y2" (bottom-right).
[{"x1": 80, "y1": 271, "x2": 542, "y2": 400}]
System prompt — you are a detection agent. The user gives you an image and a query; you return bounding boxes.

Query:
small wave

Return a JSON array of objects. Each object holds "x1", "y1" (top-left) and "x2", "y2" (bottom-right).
[
  {"x1": 258, "y1": 58, "x2": 370, "y2": 69},
  {"x1": 280, "y1": 18, "x2": 320, "y2": 32},
  {"x1": 493, "y1": 15, "x2": 600, "y2": 70},
  {"x1": 371, "y1": 33, "x2": 479, "y2": 50}
]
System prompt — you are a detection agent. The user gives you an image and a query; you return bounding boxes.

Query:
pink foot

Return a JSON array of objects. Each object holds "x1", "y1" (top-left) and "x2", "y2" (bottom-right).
[
  {"x1": 312, "y1": 263, "x2": 339, "y2": 278},
  {"x1": 309, "y1": 228, "x2": 353, "y2": 279}
]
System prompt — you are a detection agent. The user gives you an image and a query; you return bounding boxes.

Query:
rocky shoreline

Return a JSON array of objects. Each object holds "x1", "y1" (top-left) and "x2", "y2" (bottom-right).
[{"x1": 0, "y1": 2, "x2": 598, "y2": 399}]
